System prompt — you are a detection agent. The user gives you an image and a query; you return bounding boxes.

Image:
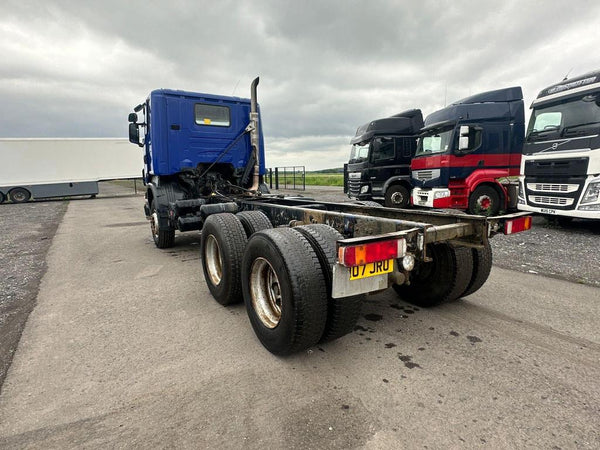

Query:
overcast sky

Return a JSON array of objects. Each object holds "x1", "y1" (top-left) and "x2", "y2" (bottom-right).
[{"x1": 2, "y1": 0, "x2": 600, "y2": 170}]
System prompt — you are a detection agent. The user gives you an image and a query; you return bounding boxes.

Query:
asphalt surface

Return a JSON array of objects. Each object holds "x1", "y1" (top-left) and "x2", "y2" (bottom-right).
[{"x1": 0, "y1": 184, "x2": 598, "y2": 448}]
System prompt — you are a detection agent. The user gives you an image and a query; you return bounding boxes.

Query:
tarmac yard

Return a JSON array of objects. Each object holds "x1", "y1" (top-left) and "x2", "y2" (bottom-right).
[{"x1": 0, "y1": 187, "x2": 599, "y2": 448}]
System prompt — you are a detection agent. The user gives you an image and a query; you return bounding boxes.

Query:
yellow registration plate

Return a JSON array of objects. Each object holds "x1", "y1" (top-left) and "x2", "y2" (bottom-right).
[{"x1": 349, "y1": 259, "x2": 394, "y2": 280}]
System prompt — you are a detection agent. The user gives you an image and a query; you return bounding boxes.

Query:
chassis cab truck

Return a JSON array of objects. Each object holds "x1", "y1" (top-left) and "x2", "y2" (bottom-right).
[
  {"x1": 517, "y1": 70, "x2": 600, "y2": 222},
  {"x1": 128, "y1": 83, "x2": 268, "y2": 248},
  {"x1": 411, "y1": 88, "x2": 525, "y2": 216},
  {"x1": 344, "y1": 110, "x2": 423, "y2": 208},
  {"x1": 128, "y1": 79, "x2": 532, "y2": 355}
]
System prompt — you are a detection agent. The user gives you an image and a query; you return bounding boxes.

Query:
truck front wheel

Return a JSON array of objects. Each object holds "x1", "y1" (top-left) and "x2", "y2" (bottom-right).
[
  {"x1": 242, "y1": 228, "x2": 328, "y2": 355},
  {"x1": 150, "y1": 201, "x2": 175, "y2": 248},
  {"x1": 384, "y1": 185, "x2": 410, "y2": 208},
  {"x1": 8, "y1": 187, "x2": 31, "y2": 203},
  {"x1": 469, "y1": 186, "x2": 500, "y2": 216},
  {"x1": 393, "y1": 243, "x2": 473, "y2": 307}
]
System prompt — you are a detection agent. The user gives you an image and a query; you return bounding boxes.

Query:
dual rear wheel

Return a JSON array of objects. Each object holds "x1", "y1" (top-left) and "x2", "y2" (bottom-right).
[{"x1": 200, "y1": 213, "x2": 364, "y2": 355}]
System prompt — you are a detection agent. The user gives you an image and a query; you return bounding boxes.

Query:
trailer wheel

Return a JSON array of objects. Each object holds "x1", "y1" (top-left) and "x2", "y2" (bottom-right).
[
  {"x1": 469, "y1": 185, "x2": 500, "y2": 216},
  {"x1": 294, "y1": 224, "x2": 364, "y2": 343},
  {"x1": 0, "y1": 192, "x2": 5, "y2": 204},
  {"x1": 150, "y1": 201, "x2": 175, "y2": 248},
  {"x1": 236, "y1": 211, "x2": 273, "y2": 237},
  {"x1": 461, "y1": 243, "x2": 493, "y2": 297},
  {"x1": 384, "y1": 184, "x2": 410, "y2": 208},
  {"x1": 242, "y1": 228, "x2": 328, "y2": 355},
  {"x1": 8, "y1": 187, "x2": 31, "y2": 203},
  {"x1": 201, "y1": 213, "x2": 248, "y2": 306},
  {"x1": 393, "y1": 243, "x2": 473, "y2": 307}
]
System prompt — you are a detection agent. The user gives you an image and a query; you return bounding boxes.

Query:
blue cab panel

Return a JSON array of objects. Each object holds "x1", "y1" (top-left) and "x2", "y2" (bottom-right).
[{"x1": 146, "y1": 89, "x2": 266, "y2": 176}]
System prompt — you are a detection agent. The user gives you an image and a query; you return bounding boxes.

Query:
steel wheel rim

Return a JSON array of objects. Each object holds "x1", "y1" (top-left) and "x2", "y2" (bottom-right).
[
  {"x1": 150, "y1": 211, "x2": 159, "y2": 239},
  {"x1": 476, "y1": 195, "x2": 492, "y2": 214},
  {"x1": 205, "y1": 235, "x2": 223, "y2": 286},
  {"x1": 12, "y1": 191, "x2": 26, "y2": 202},
  {"x1": 250, "y1": 257, "x2": 282, "y2": 328},
  {"x1": 390, "y1": 191, "x2": 404, "y2": 205}
]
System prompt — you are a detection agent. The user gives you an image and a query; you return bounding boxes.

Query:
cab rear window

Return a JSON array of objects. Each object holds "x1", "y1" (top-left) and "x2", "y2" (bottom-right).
[{"x1": 194, "y1": 104, "x2": 230, "y2": 127}]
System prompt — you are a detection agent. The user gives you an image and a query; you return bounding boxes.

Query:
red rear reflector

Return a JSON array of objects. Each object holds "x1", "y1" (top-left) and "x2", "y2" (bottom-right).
[
  {"x1": 504, "y1": 216, "x2": 532, "y2": 234},
  {"x1": 338, "y1": 239, "x2": 406, "y2": 267}
]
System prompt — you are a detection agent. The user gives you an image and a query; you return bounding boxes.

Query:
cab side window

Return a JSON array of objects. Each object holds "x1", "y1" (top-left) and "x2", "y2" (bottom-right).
[{"x1": 371, "y1": 137, "x2": 395, "y2": 162}]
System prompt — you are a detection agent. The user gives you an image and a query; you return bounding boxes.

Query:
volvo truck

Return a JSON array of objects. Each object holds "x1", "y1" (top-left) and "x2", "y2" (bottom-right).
[
  {"x1": 517, "y1": 70, "x2": 600, "y2": 222},
  {"x1": 411, "y1": 87, "x2": 524, "y2": 216},
  {"x1": 344, "y1": 110, "x2": 423, "y2": 207},
  {"x1": 128, "y1": 78, "x2": 531, "y2": 355}
]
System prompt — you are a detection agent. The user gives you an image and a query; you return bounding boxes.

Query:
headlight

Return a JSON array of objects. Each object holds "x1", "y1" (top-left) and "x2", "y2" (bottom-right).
[
  {"x1": 434, "y1": 190, "x2": 450, "y2": 199},
  {"x1": 360, "y1": 185, "x2": 370, "y2": 194},
  {"x1": 518, "y1": 180, "x2": 525, "y2": 199},
  {"x1": 581, "y1": 182, "x2": 600, "y2": 204}
]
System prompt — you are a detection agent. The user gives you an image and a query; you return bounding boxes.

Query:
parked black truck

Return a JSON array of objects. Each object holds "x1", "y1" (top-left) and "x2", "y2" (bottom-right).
[{"x1": 344, "y1": 110, "x2": 423, "y2": 208}]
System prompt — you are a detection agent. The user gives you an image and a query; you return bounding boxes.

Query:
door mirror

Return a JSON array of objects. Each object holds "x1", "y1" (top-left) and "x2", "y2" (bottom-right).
[
  {"x1": 129, "y1": 123, "x2": 141, "y2": 146},
  {"x1": 128, "y1": 112, "x2": 138, "y2": 123},
  {"x1": 458, "y1": 125, "x2": 470, "y2": 151}
]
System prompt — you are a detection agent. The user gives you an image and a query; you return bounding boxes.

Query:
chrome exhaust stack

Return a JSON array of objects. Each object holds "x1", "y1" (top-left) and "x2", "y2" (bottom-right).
[{"x1": 249, "y1": 77, "x2": 260, "y2": 193}]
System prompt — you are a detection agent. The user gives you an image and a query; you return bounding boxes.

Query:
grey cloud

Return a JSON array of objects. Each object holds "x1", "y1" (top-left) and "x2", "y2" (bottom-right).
[{"x1": 1, "y1": 0, "x2": 599, "y2": 169}]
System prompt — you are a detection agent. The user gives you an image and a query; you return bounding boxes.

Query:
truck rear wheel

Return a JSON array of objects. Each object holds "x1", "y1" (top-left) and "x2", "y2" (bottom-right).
[
  {"x1": 8, "y1": 187, "x2": 31, "y2": 203},
  {"x1": 461, "y1": 243, "x2": 493, "y2": 297},
  {"x1": 384, "y1": 184, "x2": 410, "y2": 208},
  {"x1": 393, "y1": 243, "x2": 473, "y2": 307},
  {"x1": 469, "y1": 185, "x2": 500, "y2": 216},
  {"x1": 242, "y1": 228, "x2": 328, "y2": 355},
  {"x1": 294, "y1": 224, "x2": 364, "y2": 343},
  {"x1": 201, "y1": 213, "x2": 248, "y2": 306},
  {"x1": 236, "y1": 210, "x2": 273, "y2": 237},
  {"x1": 150, "y1": 201, "x2": 175, "y2": 248},
  {"x1": 0, "y1": 191, "x2": 5, "y2": 204}
]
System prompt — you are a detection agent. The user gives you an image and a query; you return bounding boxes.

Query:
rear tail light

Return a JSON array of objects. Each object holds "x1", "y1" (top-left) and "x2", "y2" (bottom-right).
[
  {"x1": 503, "y1": 216, "x2": 532, "y2": 234},
  {"x1": 338, "y1": 239, "x2": 406, "y2": 267}
]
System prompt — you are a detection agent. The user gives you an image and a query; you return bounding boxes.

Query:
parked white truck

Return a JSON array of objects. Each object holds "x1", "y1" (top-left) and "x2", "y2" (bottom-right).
[
  {"x1": 518, "y1": 70, "x2": 600, "y2": 221},
  {"x1": 0, "y1": 138, "x2": 143, "y2": 203}
]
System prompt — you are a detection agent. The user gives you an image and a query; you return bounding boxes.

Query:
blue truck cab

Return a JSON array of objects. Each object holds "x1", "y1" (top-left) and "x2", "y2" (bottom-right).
[{"x1": 128, "y1": 79, "x2": 268, "y2": 247}]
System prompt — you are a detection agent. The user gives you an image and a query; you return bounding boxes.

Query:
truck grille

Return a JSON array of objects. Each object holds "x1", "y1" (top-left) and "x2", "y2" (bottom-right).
[
  {"x1": 528, "y1": 196, "x2": 574, "y2": 207},
  {"x1": 347, "y1": 179, "x2": 362, "y2": 197},
  {"x1": 526, "y1": 183, "x2": 579, "y2": 193},
  {"x1": 524, "y1": 158, "x2": 588, "y2": 177},
  {"x1": 413, "y1": 169, "x2": 440, "y2": 182}
]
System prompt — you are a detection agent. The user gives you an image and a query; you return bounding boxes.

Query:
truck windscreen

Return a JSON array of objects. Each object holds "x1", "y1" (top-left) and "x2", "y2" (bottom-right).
[
  {"x1": 415, "y1": 127, "x2": 453, "y2": 157},
  {"x1": 526, "y1": 93, "x2": 600, "y2": 144},
  {"x1": 349, "y1": 143, "x2": 370, "y2": 163}
]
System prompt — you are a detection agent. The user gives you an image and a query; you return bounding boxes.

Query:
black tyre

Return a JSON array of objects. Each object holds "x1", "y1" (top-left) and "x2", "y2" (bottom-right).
[
  {"x1": 242, "y1": 228, "x2": 328, "y2": 355},
  {"x1": 8, "y1": 187, "x2": 31, "y2": 203},
  {"x1": 236, "y1": 210, "x2": 273, "y2": 237},
  {"x1": 150, "y1": 201, "x2": 175, "y2": 248},
  {"x1": 384, "y1": 184, "x2": 410, "y2": 208},
  {"x1": 461, "y1": 243, "x2": 493, "y2": 297},
  {"x1": 469, "y1": 185, "x2": 500, "y2": 216},
  {"x1": 294, "y1": 224, "x2": 364, "y2": 343},
  {"x1": 0, "y1": 191, "x2": 5, "y2": 204},
  {"x1": 201, "y1": 213, "x2": 248, "y2": 306},
  {"x1": 393, "y1": 243, "x2": 473, "y2": 307},
  {"x1": 354, "y1": 200, "x2": 382, "y2": 207}
]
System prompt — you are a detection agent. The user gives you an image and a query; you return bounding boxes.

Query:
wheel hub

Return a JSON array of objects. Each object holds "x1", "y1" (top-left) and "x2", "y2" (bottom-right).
[
  {"x1": 204, "y1": 235, "x2": 223, "y2": 286},
  {"x1": 250, "y1": 257, "x2": 282, "y2": 328},
  {"x1": 390, "y1": 192, "x2": 404, "y2": 205}
]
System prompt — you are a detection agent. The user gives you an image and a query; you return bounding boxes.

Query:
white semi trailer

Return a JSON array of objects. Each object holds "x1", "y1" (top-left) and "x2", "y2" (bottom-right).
[{"x1": 0, "y1": 138, "x2": 143, "y2": 203}]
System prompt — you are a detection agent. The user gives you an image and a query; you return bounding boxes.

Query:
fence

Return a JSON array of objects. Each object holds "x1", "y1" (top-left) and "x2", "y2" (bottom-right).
[{"x1": 268, "y1": 166, "x2": 305, "y2": 190}]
